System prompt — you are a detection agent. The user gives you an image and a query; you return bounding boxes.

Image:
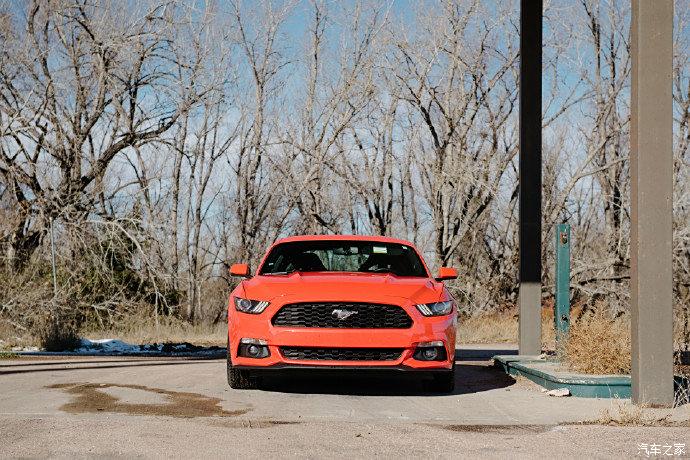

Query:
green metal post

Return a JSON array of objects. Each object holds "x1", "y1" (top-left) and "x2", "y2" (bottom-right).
[{"x1": 554, "y1": 224, "x2": 570, "y2": 338}]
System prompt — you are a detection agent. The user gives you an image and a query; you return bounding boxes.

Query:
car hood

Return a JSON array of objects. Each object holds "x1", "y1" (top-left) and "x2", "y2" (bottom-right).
[{"x1": 235, "y1": 272, "x2": 445, "y2": 305}]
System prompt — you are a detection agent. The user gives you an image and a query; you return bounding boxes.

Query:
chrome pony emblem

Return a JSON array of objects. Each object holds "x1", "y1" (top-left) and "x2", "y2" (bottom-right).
[{"x1": 332, "y1": 309, "x2": 358, "y2": 320}]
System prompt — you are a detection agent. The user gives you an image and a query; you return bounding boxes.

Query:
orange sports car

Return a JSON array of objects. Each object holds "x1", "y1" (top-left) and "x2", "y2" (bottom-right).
[{"x1": 226, "y1": 235, "x2": 458, "y2": 392}]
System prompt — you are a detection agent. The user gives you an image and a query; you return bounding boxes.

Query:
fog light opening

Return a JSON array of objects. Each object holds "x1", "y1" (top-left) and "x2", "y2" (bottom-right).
[
  {"x1": 413, "y1": 342, "x2": 448, "y2": 362},
  {"x1": 238, "y1": 338, "x2": 270, "y2": 359}
]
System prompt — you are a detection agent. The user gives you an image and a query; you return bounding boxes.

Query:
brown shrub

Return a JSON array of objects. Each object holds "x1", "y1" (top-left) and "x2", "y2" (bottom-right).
[
  {"x1": 562, "y1": 307, "x2": 631, "y2": 375},
  {"x1": 33, "y1": 309, "x2": 82, "y2": 351}
]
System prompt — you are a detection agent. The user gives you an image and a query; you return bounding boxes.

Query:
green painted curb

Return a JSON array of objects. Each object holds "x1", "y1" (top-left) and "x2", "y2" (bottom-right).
[
  {"x1": 492, "y1": 355, "x2": 542, "y2": 373},
  {"x1": 493, "y1": 355, "x2": 689, "y2": 400},
  {"x1": 493, "y1": 355, "x2": 630, "y2": 398}
]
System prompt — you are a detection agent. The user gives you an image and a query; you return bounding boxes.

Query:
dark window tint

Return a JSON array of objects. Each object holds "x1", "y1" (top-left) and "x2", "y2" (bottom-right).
[{"x1": 259, "y1": 241, "x2": 428, "y2": 277}]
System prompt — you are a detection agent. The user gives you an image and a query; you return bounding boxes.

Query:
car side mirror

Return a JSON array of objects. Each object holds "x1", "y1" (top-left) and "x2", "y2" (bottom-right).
[
  {"x1": 435, "y1": 267, "x2": 458, "y2": 282},
  {"x1": 229, "y1": 263, "x2": 251, "y2": 278}
]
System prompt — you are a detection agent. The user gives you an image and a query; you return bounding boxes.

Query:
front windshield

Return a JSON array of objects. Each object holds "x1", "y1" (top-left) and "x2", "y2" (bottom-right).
[{"x1": 259, "y1": 240, "x2": 429, "y2": 277}]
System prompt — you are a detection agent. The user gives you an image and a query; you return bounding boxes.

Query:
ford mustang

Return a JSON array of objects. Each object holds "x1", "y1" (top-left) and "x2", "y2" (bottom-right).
[{"x1": 226, "y1": 235, "x2": 458, "y2": 392}]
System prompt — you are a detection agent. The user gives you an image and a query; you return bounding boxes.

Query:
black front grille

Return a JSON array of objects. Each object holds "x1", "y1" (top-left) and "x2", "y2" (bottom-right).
[
  {"x1": 272, "y1": 302, "x2": 412, "y2": 329},
  {"x1": 280, "y1": 347, "x2": 404, "y2": 361}
]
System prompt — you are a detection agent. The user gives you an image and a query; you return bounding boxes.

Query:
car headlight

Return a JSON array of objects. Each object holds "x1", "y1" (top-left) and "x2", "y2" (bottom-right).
[
  {"x1": 234, "y1": 297, "x2": 270, "y2": 314},
  {"x1": 416, "y1": 300, "x2": 454, "y2": 316}
]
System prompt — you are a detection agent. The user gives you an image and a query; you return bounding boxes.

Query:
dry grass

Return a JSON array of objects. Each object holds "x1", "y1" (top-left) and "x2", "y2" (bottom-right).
[
  {"x1": 457, "y1": 312, "x2": 518, "y2": 343},
  {"x1": 457, "y1": 306, "x2": 638, "y2": 377},
  {"x1": 81, "y1": 314, "x2": 226, "y2": 346},
  {"x1": 596, "y1": 403, "x2": 644, "y2": 426},
  {"x1": 593, "y1": 402, "x2": 689, "y2": 427},
  {"x1": 457, "y1": 307, "x2": 556, "y2": 347},
  {"x1": 0, "y1": 320, "x2": 32, "y2": 350},
  {"x1": 2, "y1": 302, "x2": 686, "y2": 374},
  {"x1": 561, "y1": 308, "x2": 631, "y2": 375}
]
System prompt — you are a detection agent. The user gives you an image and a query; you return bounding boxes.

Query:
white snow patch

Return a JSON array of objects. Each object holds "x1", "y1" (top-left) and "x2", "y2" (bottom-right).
[
  {"x1": 75, "y1": 338, "x2": 151, "y2": 354},
  {"x1": 11, "y1": 338, "x2": 225, "y2": 356}
]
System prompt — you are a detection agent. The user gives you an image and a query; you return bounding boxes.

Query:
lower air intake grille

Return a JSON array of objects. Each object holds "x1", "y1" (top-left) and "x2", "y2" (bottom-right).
[{"x1": 279, "y1": 347, "x2": 404, "y2": 362}]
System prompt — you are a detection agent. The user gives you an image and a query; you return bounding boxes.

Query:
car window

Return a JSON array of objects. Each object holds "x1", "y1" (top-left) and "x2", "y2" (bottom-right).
[{"x1": 259, "y1": 241, "x2": 428, "y2": 277}]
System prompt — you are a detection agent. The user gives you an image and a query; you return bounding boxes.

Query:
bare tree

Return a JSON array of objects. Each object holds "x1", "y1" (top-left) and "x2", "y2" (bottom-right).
[
  {"x1": 0, "y1": 1, "x2": 207, "y2": 270},
  {"x1": 390, "y1": 1, "x2": 519, "y2": 269},
  {"x1": 229, "y1": 0, "x2": 294, "y2": 268},
  {"x1": 281, "y1": 0, "x2": 384, "y2": 234},
  {"x1": 0, "y1": 0, "x2": 687, "y2": 334},
  {"x1": 672, "y1": 1, "x2": 690, "y2": 345}
]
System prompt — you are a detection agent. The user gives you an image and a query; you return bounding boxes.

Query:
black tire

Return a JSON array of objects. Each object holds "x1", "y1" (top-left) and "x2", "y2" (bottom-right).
[
  {"x1": 428, "y1": 364, "x2": 456, "y2": 393},
  {"x1": 227, "y1": 343, "x2": 257, "y2": 390}
]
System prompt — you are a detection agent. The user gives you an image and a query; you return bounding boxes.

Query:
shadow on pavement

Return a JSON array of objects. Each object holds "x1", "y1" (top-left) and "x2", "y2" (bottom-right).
[
  {"x1": 3, "y1": 347, "x2": 519, "y2": 398},
  {"x1": 257, "y1": 359, "x2": 516, "y2": 397},
  {"x1": 456, "y1": 347, "x2": 518, "y2": 361}
]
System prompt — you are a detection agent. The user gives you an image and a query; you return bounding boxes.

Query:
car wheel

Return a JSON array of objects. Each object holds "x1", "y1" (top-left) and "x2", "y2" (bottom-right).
[
  {"x1": 428, "y1": 364, "x2": 455, "y2": 393},
  {"x1": 227, "y1": 341, "x2": 257, "y2": 390}
]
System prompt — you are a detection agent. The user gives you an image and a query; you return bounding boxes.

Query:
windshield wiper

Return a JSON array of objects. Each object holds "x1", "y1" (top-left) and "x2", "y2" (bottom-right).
[
  {"x1": 262, "y1": 270, "x2": 297, "y2": 276},
  {"x1": 365, "y1": 268, "x2": 397, "y2": 275}
]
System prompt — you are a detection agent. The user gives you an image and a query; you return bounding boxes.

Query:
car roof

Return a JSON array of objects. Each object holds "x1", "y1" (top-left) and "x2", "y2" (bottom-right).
[{"x1": 274, "y1": 234, "x2": 416, "y2": 247}]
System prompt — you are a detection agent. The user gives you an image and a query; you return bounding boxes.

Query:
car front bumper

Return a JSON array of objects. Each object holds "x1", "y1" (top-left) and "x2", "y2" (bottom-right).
[{"x1": 228, "y1": 302, "x2": 456, "y2": 371}]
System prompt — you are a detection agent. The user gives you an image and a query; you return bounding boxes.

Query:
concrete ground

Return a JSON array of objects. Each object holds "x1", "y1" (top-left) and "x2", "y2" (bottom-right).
[{"x1": 1, "y1": 345, "x2": 687, "y2": 459}]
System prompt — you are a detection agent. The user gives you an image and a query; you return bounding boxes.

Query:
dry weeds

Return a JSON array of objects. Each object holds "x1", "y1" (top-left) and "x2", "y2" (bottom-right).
[
  {"x1": 80, "y1": 315, "x2": 226, "y2": 347},
  {"x1": 457, "y1": 312, "x2": 517, "y2": 344},
  {"x1": 562, "y1": 308, "x2": 631, "y2": 375},
  {"x1": 593, "y1": 402, "x2": 689, "y2": 427},
  {"x1": 597, "y1": 403, "x2": 643, "y2": 426},
  {"x1": 457, "y1": 307, "x2": 556, "y2": 348}
]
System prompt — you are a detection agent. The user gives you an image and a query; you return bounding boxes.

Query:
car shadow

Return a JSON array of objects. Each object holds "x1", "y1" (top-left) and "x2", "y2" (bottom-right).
[
  {"x1": 456, "y1": 347, "x2": 518, "y2": 361},
  {"x1": 256, "y1": 349, "x2": 516, "y2": 396}
]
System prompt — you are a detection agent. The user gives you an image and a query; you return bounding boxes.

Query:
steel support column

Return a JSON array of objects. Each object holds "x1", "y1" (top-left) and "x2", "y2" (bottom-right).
[
  {"x1": 630, "y1": 0, "x2": 674, "y2": 406},
  {"x1": 518, "y1": 0, "x2": 543, "y2": 356}
]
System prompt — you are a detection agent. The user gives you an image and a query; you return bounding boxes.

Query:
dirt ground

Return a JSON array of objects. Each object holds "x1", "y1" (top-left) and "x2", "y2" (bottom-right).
[{"x1": 1, "y1": 346, "x2": 688, "y2": 459}]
